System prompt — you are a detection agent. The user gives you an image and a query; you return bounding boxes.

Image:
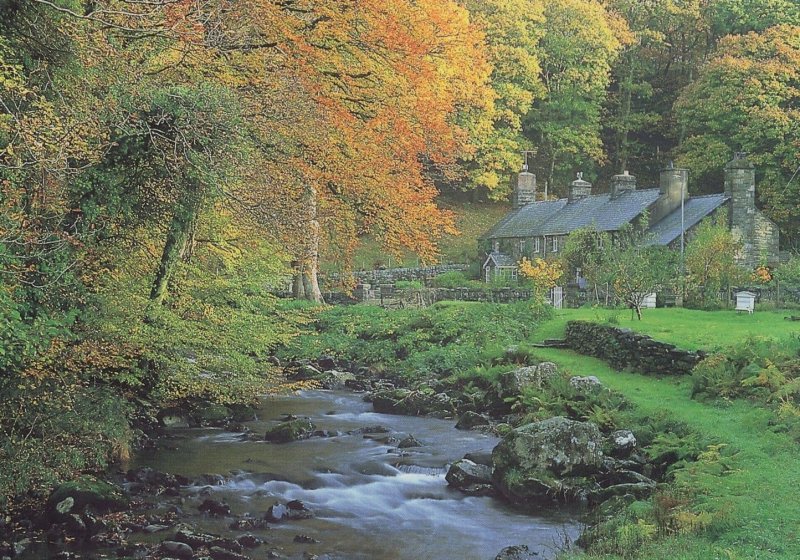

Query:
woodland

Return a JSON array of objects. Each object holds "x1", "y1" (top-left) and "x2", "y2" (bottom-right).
[{"x1": 2, "y1": 0, "x2": 800, "y2": 542}]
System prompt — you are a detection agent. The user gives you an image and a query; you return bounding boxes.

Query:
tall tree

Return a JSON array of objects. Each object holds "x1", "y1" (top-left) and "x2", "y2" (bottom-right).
[
  {"x1": 674, "y1": 25, "x2": 800, "y2": 246},
  {"x1": 525, "y1": 0, "x2": 622, "y2": 194},
  {"x1": 454, "y1": 0, "x2": 544, "y2": 200}
]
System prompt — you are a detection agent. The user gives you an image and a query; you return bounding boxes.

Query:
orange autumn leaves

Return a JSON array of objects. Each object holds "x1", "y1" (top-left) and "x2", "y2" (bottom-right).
[{"x1": 157, "y1": 0, "x2": 493, "y2": 263}]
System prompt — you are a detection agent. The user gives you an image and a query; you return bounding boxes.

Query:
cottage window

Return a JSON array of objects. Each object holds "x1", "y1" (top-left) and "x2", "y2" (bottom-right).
[
  {"x1": 551, "y1": 237, "x2": 559, "y2": 252},
  {"x1": 533, "y1": 238, "x2": 540, "y2": 253}
]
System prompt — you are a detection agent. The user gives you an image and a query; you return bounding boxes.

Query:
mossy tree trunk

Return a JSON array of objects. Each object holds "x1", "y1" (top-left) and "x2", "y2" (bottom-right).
[{"x1": 150, "y1": 182, "x2": 204, "y2": 306}]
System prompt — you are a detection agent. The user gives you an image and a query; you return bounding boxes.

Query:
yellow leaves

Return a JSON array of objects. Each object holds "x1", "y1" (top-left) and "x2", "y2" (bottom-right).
[
  {"x1": 518, "y1": 257, "x2": 563, "y2": 292},
  {"x1": 752, "y1": 265, "x2": 772, "y2": 284}
]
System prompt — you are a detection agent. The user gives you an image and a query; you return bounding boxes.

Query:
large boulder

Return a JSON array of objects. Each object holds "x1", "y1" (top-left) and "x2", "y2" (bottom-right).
[
  {"x1": 47, "y1": 476, "x2": 129, "y2": 521},
  {"x1": 609, "y1": 430, "x2": 637, "y2": 458},
  {"x1": 569, "y1": 375, "x2": 604, "y2": 395},
  {"x1": 264, "y1": 418, "x2": 315, "y2": 443},
  {"x1": 319, "y1": 370, "x2": 356, "y2": 390},
  {"x1": 492, "y1": 417, "x2": 604, "y2": 504}
]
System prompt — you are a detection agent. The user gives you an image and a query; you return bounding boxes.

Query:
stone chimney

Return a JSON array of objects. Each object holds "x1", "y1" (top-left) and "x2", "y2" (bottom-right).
[
  {"x1": 513, "y1": 166, "x2": 537, "y2": 209},
  {"x1": 610, "y1": 171, "x2": 636, "y2": 199},
  {"x1": 650, "y1": 162, "x2": 689, "y2": 224},
  {"x1": 724, "y1": 152, "x2": 757, "y2": 266},
  {"x1": 568, "y1": 172, "x2": 592, "y2": 203}
]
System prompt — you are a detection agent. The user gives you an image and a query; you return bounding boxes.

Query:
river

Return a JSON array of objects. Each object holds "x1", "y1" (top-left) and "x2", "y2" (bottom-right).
[{"x1": 132, "y1": 390, "x2": 581, "y2": 560}]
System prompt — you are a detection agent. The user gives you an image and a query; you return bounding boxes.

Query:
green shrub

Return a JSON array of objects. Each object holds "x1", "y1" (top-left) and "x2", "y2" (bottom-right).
[
  {"x1": 691, "y1": 335, "x2": 800, "y2": 409},
  {"x1": 395, "y1": 280, "x2": 423, "y2": 290},
  {"x1": 280, "y1": 300, "x2": 549, "y2": 381},
  {"x1": 431, "y1": 270, "x2": 485, "y2": 289},
  {"x1": 0, "y1": 382, "x2": 132, "y2": 510}
]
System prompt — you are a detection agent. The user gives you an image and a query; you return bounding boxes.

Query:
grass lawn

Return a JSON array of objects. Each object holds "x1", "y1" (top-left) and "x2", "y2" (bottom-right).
[
  {"x1": 534, "y1": 307, "x2": 800, "y2": 351},
  {"x1": 530, "y1": 309, "x2": 800, "y2": 559}
]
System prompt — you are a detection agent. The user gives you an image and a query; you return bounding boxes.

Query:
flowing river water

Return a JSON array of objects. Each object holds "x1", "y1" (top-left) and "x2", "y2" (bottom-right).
[{"x1": 132, "y1": 390, "x2": 582, "y2": 560}]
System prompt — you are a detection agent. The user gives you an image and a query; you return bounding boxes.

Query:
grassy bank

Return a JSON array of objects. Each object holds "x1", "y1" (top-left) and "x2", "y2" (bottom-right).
[
  {"x1": 539, "y1": 348, "x2": 800, "y2": 559},
  {"x1": 531, "y1": 308, "x2": 800, "y2": 559}
]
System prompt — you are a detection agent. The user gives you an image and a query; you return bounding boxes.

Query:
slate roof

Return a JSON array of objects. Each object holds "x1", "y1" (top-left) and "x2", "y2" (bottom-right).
[
  {"x1": 646, "y1": 194, "x2": 729, "y2": 246},
  {"x1": 484, "y1": 251, "x2": 517, "y2": 268},
  {"x1": 483, "y1": 189, "x2": 662, "y2": 240}
]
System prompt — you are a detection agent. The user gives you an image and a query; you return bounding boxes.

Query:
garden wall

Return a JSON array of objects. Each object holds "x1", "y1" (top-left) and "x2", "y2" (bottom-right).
[{"x1": 565, "y1": 321, "x2": 706, "y2": 376}]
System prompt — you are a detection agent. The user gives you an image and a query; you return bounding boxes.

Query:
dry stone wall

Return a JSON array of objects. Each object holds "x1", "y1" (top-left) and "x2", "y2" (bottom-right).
[{"x1": 565, "y1": 321, "x2": 706, "y2": 376}]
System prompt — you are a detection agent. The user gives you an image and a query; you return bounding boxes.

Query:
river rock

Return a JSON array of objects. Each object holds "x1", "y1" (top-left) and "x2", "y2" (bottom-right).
[
  {"x1": 266, "y1": 501, "x2": 314, "y2": 522},
  {"x1": 446, "y1": 459, "x2": 493, "y2": 495},
  {"x1": 194, "y1": 402, "x2": 232, "y2": 426},
  {"x1": 464, "y1": 451, "x2": 493, "y2": 466},
  {"x1": 236, "y1": 534, "x2": 263, "y2": 548},
  {"x1": 455, "y1": 411, "x2": 491, "y2": 430},
  {"x1": 210, "y1": 546, "x2": 251, "y2": 560},
  {"x1": 161, "y1": 541, "x2": 194, "y2": 559},
  {"x1": 47, "y1": 476, "x2": 129, "y2": 521},
  {"x1": 264, "y1": 418, "x2": 316, "y2": 443},
  {"x1": 126, "y1": 467, "x2": 187, "y2": 489},
  {"x1": 316, "y1": 355, "x2": 338, "y2": 370},
  {"x1": 397, "y1": 435, "x2": 422, "y2": 448},
  {"x1": 320, "y1": 370, "x2": 356, "y2": 390},
  {"x1": 494, "y1": 544, "x2": 539, "y2": 560},
  {"x1": 492, "y1": 417, "x2": 604, "y2": 504},
  {"x1": 159, "y1": 410, "x2": 191, "y2": 428},
  {"x1": 371, "y1": 388, "x2": 454, "y2": 416},
  {"x1": 296, "y1": 364, "x2": 322, "y2": 380},
  {"x1": 198, "y1": 498, "x2": 231, "y2": 516}
]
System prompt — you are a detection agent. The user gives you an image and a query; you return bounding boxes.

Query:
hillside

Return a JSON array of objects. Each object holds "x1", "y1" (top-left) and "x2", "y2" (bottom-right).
[{"x1": 324, "y1": 197, "x2": 511, "y2": 273}]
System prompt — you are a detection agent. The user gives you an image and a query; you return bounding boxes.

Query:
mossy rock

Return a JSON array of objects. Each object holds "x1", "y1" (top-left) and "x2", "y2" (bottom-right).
[
  {"x1": 264, "y1": 418, "x2": 315, "y2": 443},
  {"x1": 491, "y1": 417, "x2": 604, "y2": 504},
  {"x1": 47, "y1": 476, "x2": 129, "y2": 520},
  {"x1": 193, "y1": 403, "x2": 232, "y2": 426}
]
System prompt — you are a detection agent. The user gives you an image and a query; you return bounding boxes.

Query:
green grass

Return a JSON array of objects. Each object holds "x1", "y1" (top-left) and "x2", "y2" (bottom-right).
[
  {"x1": 541, "y1": 348, "x2": 800, "y2": 559},
  {"x1": 535, "y1": 307, "x2": 800, "y2": 351},
  {"x1": 529, "y1": 309, "x2": 800, "y2": 559}
]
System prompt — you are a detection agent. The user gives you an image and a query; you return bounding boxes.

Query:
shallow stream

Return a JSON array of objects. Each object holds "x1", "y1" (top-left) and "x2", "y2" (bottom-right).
[{"x1": 133, "y1": 390, "x2": 581, "y2": 559}]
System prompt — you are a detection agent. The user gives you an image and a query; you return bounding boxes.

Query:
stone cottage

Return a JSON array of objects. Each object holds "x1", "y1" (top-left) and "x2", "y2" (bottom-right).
[{"x1": 482, "y1": 153, "x2": 780, "y2": 281}]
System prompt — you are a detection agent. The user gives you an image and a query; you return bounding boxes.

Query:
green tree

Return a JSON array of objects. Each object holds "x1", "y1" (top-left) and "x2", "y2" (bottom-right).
[
  {"x1": 456, "y1": 0, "x2": 544, "y2": 199},
  {"x1": 526, "y1": 0, "x2": 622, "y2": 193},
  {"x1": 601, "y1": 220, "x2": 678, "y2": 320},
  {"x1": 683, "y1": 215, "x2": 746, "y2": 308},
  {"x1": 675, "y1": 25, "x2": 800, "y2": 246}
]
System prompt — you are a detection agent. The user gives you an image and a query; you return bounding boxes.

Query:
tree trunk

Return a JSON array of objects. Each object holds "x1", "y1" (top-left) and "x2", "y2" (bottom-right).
[
  {"x1": 292, "y1": 261, "x2": 305, "y2": 299},
  {"x1": 150, "y1": 183, "x2": 202, "y2": 306},
  {"x1": 617, "y1": 60, "x2": 634, "y2": 173},
  {"x1": 298, "y1": 185, "x2": 324, "y2": 304}
]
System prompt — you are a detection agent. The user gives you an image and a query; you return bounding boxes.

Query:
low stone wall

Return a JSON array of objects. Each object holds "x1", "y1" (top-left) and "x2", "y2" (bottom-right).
[
  {"x1": 564, "y1": 321, "x2": 706, "y2": 376},
  {"x1": 328, "y1": 264, "x2": 469, "y2": 285}
]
